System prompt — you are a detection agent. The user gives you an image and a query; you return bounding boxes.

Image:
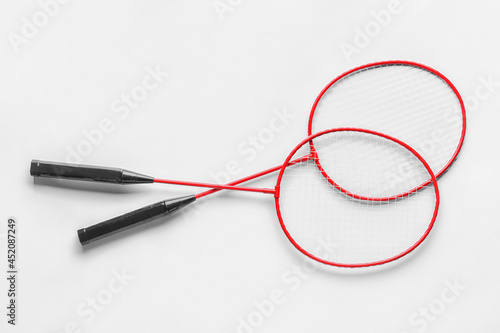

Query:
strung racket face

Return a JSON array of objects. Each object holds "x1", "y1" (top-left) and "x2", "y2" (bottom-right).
[
  {"x1": 309, "y1": 60, "x2": 465, "y2": 197},
  {"x1": 275, "y1": 128, "x2": 439, "y2": 267}
]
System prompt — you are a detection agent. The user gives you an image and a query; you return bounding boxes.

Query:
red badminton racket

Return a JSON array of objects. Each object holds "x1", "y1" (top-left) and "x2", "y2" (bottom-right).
[
  {"x1": 31, "y1": 60, "x2": 464, "y2": 202},
  {"x1": 31, "y1": 128, "x2": 439, "y2": 267},
  {"x1": 195, "y1": 60, "x2": 465, "y2": 200},
  {"x1": 309, "y1": 60, "x2": 465, "y2": 197},
  {"x1": 190, "y1": 60, "x2": 466, "y2": 201},
  {"x1": 136, "y1": 60, "x2": 466, "y2": 201}
]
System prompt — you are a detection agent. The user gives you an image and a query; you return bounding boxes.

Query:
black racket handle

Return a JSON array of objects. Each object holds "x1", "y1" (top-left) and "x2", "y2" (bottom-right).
[
  {"x1": 77, "y1": 195, "x2": 196, "y2": 245},
  {"x1": 30, "y1": 159, "x2": 153, "y2": 184}
]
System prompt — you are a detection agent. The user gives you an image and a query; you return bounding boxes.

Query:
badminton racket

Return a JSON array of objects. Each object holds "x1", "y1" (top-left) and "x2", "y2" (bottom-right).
[
  {"x1": 179, "y1": 60, "x2": 465, "y2": 200},
  {"x1": 31, "y1": 61, "x2": 464, "y2": 201}
]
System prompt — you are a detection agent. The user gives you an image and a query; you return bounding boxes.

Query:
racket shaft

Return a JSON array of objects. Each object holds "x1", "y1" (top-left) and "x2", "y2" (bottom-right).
[
  {"x1": 77, "y1": 195, "x2": 196, "y2": 245},
  {"x1": 30, "y1": 160, "x2": 153, "y2": 184}
]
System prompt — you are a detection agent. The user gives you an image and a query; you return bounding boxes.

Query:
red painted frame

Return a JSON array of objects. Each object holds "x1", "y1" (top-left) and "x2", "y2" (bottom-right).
[{"x1": 307, "y1": 60, "x2": 466, "y2": 200}]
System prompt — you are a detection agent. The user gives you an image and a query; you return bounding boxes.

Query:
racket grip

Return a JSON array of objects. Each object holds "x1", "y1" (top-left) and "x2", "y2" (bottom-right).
[
  {"x1": 77, "y1": 195, "x2": 196, "y2": 245},
  {"x1": 30, "y1": 159, "x2": 153, "y2": 184}
]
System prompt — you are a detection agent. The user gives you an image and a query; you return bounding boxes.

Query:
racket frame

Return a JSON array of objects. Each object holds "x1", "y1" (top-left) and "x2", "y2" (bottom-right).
[
  {"x1": 274, "y1": 127, "x2": 440, "y2": 268},
  {"x1": 307, "y1": 60, "x2": 466, "y2": 197}
]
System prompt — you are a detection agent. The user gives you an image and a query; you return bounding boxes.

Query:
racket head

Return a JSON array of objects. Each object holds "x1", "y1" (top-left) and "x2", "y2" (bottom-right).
[
  {"x1": 274, "y1": 128, "x2": 440, "y2": 268},
  {"x1": 308, "y1": 60, "x2": 465, "y2": 199}
]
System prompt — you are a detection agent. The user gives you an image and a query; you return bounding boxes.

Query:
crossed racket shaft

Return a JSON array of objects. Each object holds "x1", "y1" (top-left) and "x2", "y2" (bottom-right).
[{"x1": 29, "y1": 148, "x2": 316, "y2": 246}]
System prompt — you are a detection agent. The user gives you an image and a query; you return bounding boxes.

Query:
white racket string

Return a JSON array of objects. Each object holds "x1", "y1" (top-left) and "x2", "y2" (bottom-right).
[
  {"x1": 310, "y1": 63, "x2": 465, "y2": 186},
  {"x1": 277, "y1": 130, "x2": 439, "y2": 267}
]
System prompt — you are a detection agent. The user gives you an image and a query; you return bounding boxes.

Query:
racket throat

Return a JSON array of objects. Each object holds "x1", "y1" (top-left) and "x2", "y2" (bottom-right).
[{"x1": 274, "y1": 185, "x2": 281, "y2": 198}]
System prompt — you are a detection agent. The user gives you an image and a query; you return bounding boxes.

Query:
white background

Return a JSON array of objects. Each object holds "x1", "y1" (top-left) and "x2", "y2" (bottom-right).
[{"x1": 1, "y1": 0, "x2": 500, "y2": 332}]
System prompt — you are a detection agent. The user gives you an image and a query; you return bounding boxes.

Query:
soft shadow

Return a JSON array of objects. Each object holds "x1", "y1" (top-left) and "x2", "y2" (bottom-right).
[{"x1": 272, "y1": 215, "x2": 441, "y2": 279}]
